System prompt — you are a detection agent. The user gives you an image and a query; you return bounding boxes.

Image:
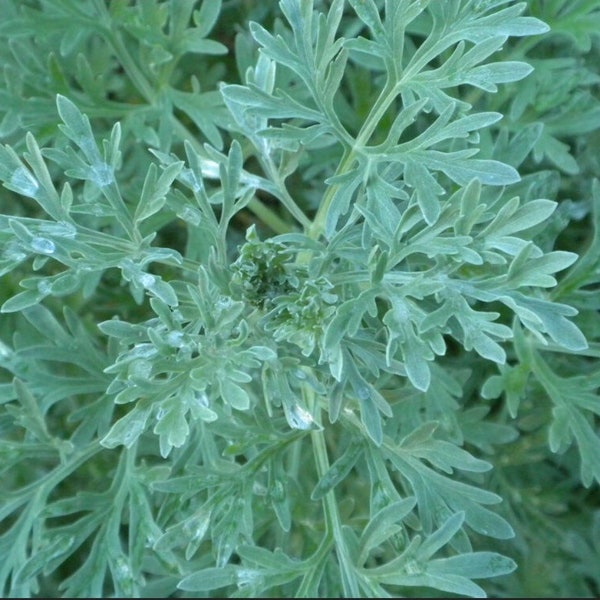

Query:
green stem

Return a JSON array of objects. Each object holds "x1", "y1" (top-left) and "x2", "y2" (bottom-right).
[
  {"x1": 247, "y1": 197, "x2": 294, "y2": 235},
  {"x1": 307, "y1": 74, "x2": 401, "y2": 241},
  {"x1": 296, "y1": 535, "x2": 334, "y2": 597},
  {"x1": 308, "y1": 385, "x2": 361, "y2": 597},
  {"x1": 91, "y1": 0, "x2": 157, "y2": 105},
  {"x1": 103, "y1": 29, "x2": 157, "y2": 105},
  {"x1": 259, "y1": 154, "x2": 312, "y2": 230},
  {"x1": 311, "y1": 427, "x2": 360, "y2": 597}
]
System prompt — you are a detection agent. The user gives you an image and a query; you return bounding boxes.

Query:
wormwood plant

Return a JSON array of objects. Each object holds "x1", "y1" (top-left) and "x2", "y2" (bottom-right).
[{"x1": 1, "y1": 0, "x2": 599, "y2": 597}]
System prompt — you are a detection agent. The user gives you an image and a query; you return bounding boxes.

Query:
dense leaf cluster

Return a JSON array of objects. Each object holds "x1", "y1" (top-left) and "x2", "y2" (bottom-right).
[{"x1": 0, "y1": 0, "x2": 599, "y2": 597}]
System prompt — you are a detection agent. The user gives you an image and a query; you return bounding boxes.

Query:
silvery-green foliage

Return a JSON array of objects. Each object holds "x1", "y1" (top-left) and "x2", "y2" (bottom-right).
[{"x1": 0, "y1": 0, "x2": 599, "y2": 597}]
